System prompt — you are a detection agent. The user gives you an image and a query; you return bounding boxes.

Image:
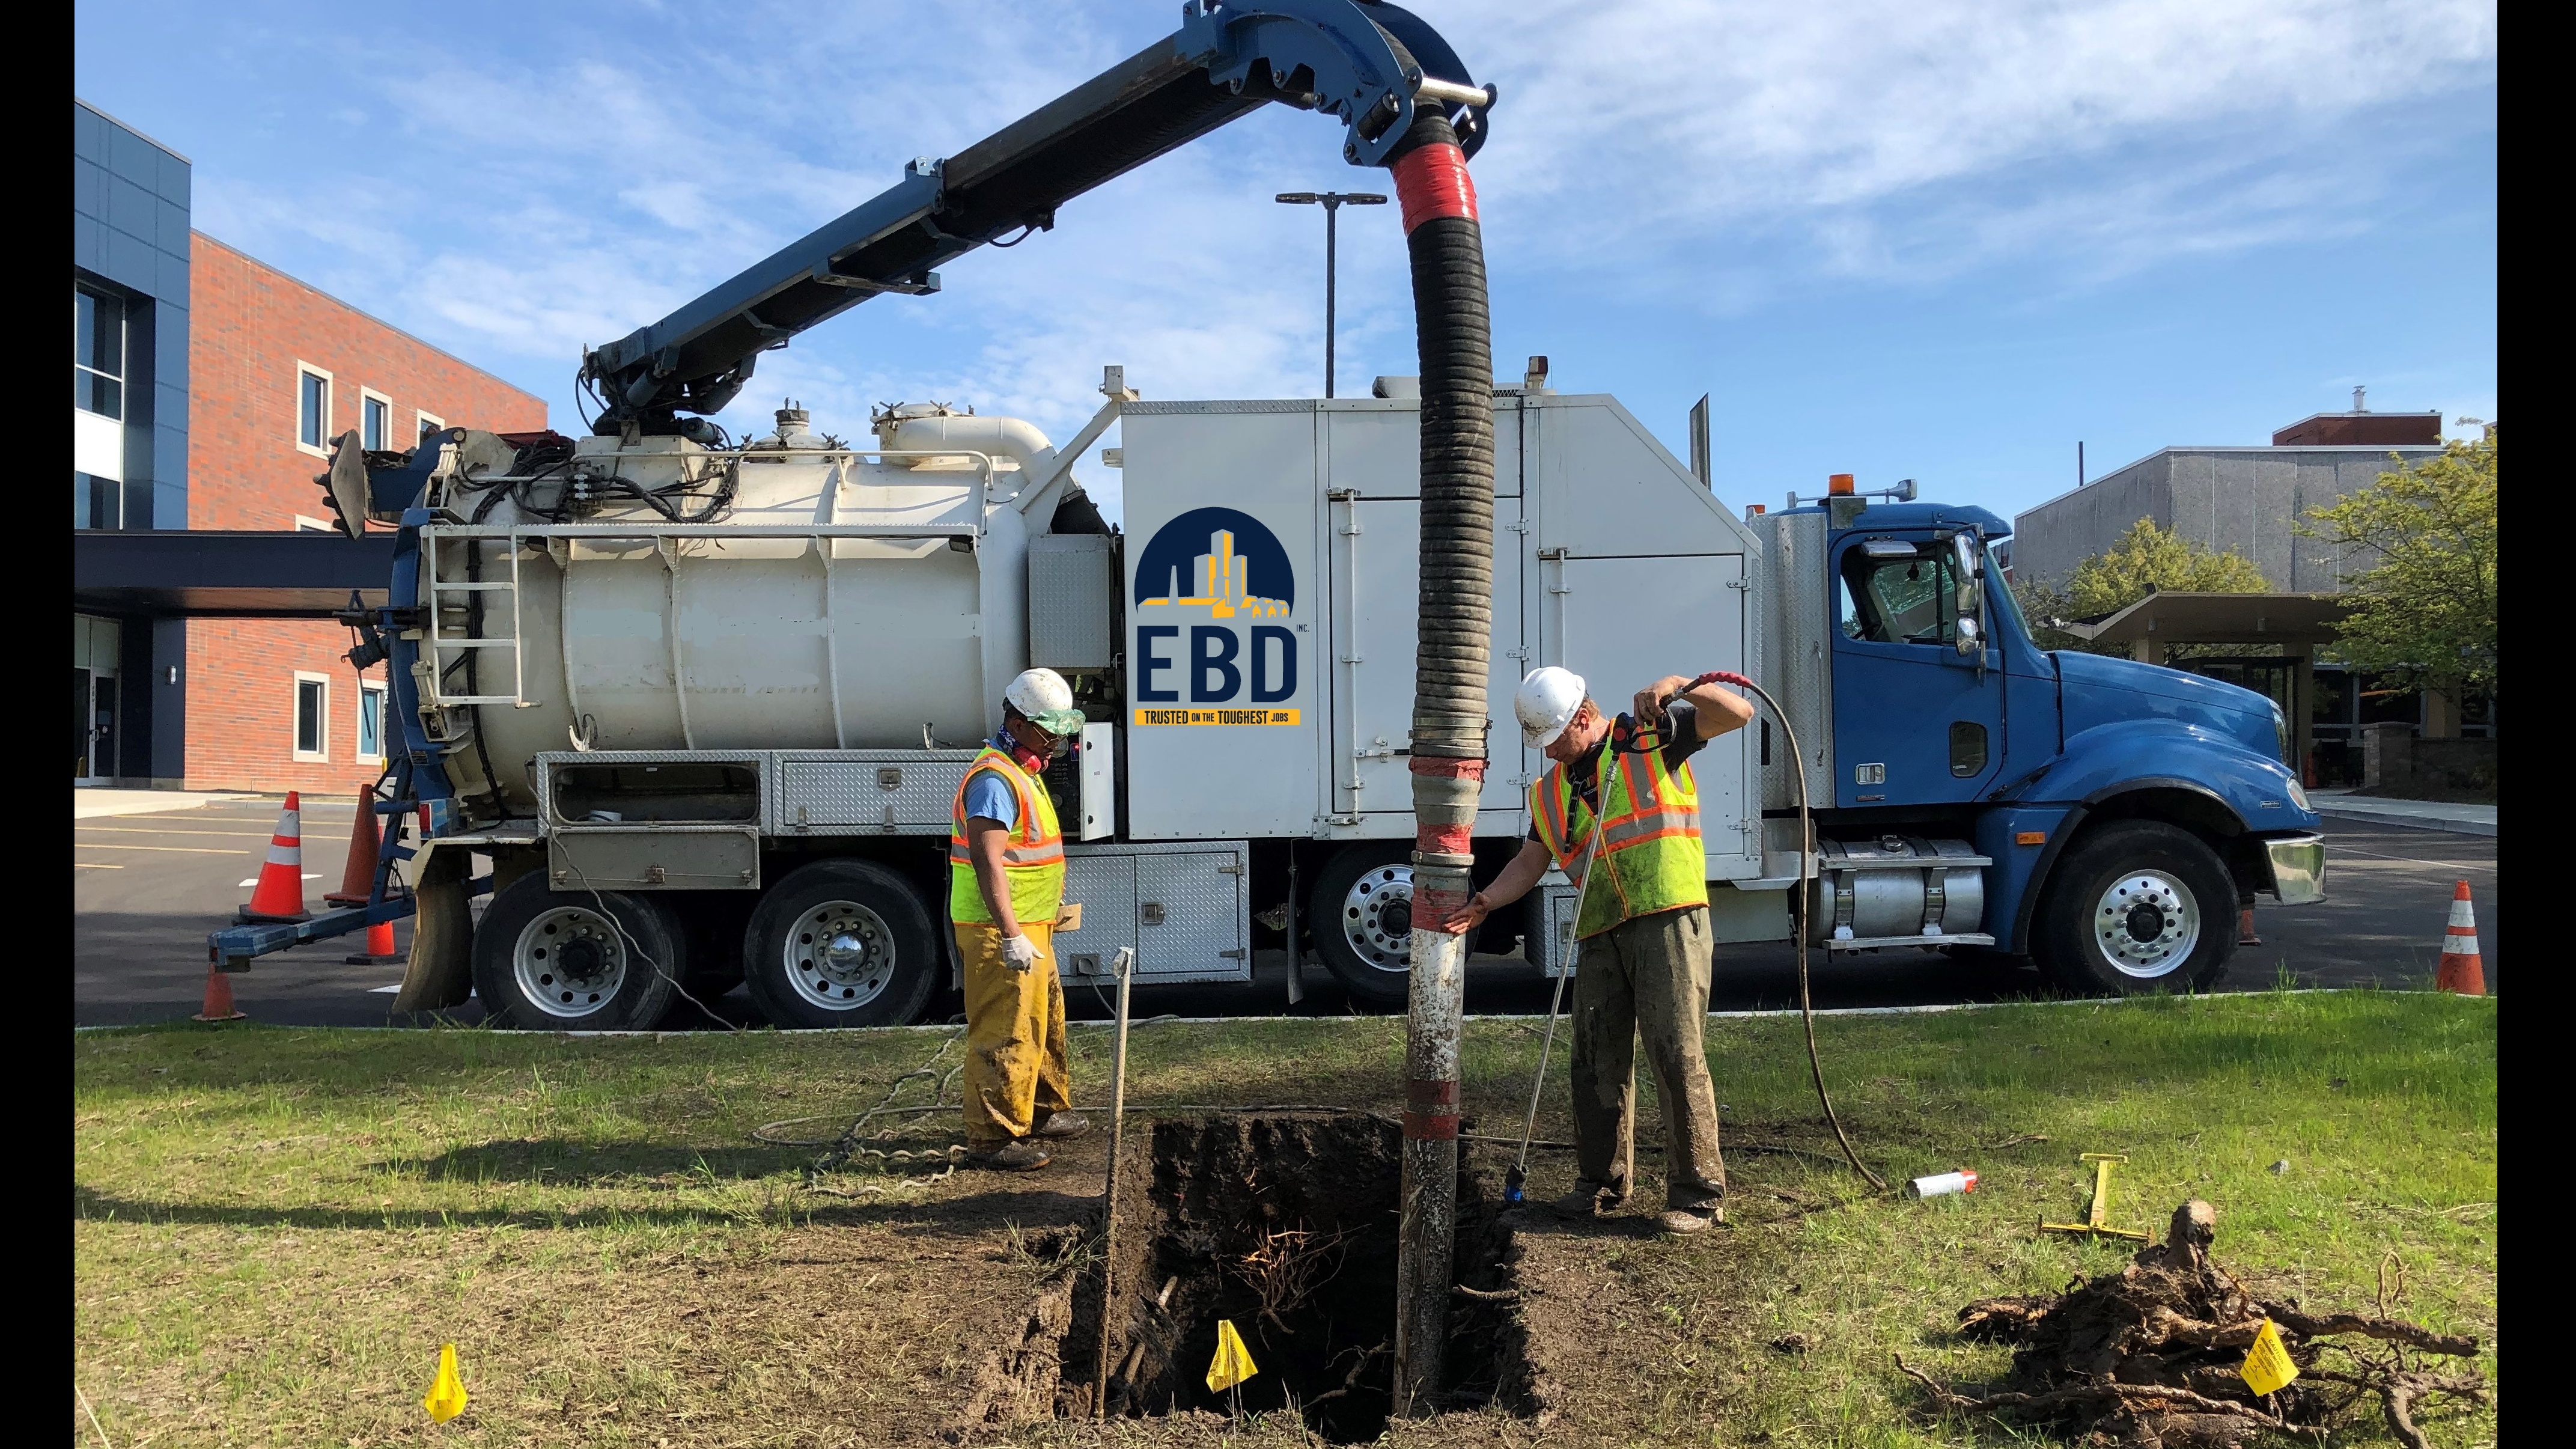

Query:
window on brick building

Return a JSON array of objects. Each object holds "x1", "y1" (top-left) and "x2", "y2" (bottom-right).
[
  {"x1": 75, "y1": 284, "x2": 126, "y2": 419},
  {"x1": 418, "y1": 410, "x2": 445, "y2": 442},
  {"x1": 294, "y1": 674, "x2": 329, "y2": 761},
  {"x1": 362, "y1": 391, "x2": 391, "y2": 451},
  {"x1": 357, "y1": 682, "x2": 388, "y2": 762},
  {"x1": 297, "y1": 365, "x2": 333, "y2": 454}
]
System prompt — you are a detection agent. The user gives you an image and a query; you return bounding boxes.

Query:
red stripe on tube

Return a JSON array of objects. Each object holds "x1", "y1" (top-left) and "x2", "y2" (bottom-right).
[{"x1": 1391, "y1": 142, "x2": 1478, "y2": 234}]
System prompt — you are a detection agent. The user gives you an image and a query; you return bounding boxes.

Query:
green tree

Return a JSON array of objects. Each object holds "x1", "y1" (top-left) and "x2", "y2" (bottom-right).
[
  {"x1": 2009, "y1": 517, "x2": 2271, "y2": 655},
  {"x1": 2300, "y1": 427, "x2": 2498, "y2": 697}
]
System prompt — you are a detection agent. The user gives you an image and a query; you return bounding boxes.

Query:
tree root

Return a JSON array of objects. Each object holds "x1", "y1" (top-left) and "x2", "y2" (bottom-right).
[{"x1": 1907, "y1": 1200, "x2": 2487, "y2": 1447}]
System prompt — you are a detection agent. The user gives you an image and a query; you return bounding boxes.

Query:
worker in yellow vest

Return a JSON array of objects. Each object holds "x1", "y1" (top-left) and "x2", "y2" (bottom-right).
[
  {"x1": 1446, "y1": 665, "x2": 1753, "y2": 1234},
  {"x1": 949, "y1": 668, "x2": 1092, "y2": 1170}
]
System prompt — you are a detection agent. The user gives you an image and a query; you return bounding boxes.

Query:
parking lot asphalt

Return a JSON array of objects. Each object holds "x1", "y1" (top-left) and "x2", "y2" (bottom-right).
[{"x1": 76, "y1": 802, "x2": 2494, "y2": 1030}]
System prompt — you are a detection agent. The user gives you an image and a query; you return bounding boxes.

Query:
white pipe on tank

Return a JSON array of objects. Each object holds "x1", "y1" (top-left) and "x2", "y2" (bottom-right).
[{"x1": 885, "y1": 414, "x2": 1056, "y2": 484}]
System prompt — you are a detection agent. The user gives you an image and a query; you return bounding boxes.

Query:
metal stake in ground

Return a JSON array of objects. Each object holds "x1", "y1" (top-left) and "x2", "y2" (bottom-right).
[
  {"x1": 1386, "y1": 106, "x2": 1496, "y2": 1418},
  {"x1": 1093, "y1": 946, "x2": 1136, "y2": 1418}
]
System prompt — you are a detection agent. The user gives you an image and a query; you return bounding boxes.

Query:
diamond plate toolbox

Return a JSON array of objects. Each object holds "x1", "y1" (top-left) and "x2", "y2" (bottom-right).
[
  {"x1": 772, "y1": 750, "x2": 978, "y2": 834},
  {"x1": 1055, "y1": 841, "x2": 1249, "y2": 984}
]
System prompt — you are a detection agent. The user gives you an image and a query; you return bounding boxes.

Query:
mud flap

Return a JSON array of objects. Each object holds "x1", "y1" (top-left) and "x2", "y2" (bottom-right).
[{"x1": 394, "y1": 846, "x2": 475, "y2": 1011}]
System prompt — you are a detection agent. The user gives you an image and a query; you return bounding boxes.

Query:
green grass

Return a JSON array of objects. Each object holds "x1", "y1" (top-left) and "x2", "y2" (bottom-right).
[{"x1": 73, "y1": 992, "x2": 2495, "y2": 1447}]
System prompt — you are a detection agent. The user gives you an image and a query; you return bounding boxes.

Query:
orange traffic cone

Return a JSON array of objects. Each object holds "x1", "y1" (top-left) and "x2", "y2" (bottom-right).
[
  {"x1": 345, "y1": 918, "x2": 401, "y2": 966},
  {"x1": 326, "y1": 789, "x2": 382, "y2": 906},
  {"x1": 240, "y1": 792, "x2": 311, "y2": 922},
  {"x1": 2434, "y1": 880, "x2": 2485, "y2": 996},
  {"x1": 2237, "y1": 906, "x2": 2262, "y2": 946},
  {"x1": 192, "y1": 962, "x2": 248, "y2": 1022}
]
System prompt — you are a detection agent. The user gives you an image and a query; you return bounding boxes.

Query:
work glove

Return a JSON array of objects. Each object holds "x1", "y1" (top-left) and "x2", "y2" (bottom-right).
[{"x1": 1002, "y1": 933, "x2": 1042, "y2": 972}]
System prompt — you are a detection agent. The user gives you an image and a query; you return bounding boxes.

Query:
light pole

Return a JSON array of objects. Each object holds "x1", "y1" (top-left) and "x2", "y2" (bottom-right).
[{"x1": 1276, "y1": 191, "x2": 1386, "y2": 398}]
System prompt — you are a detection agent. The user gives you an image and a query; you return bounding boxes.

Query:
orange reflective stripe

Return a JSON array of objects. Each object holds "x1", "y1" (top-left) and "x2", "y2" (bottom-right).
[{"x1": 949, "y1": 749, "x2": 1063, "y2": 850}]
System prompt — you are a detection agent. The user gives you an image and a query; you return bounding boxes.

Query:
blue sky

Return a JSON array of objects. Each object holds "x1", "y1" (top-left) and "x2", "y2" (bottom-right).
[{"x1": 76, "y1": 0, "x2": 2495, "y2": 528}]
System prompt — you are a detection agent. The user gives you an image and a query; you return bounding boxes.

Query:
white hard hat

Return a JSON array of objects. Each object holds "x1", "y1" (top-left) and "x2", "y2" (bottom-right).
[
  {"x1": 1515, "y1": 667, "x2": 1588, "y2": 748},
  {"x1": 1004, "y1": 668, "x2": 1086, "y2": 736}
]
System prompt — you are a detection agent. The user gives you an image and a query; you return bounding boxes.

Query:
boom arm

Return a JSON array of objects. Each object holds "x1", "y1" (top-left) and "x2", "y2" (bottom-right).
[{"x1": 580, "y1": 0, "x2": 1492, "y2": 434}]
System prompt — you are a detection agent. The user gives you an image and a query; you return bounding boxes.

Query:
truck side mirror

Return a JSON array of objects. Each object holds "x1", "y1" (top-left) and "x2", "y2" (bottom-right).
[{"x1": 1951, "y1": 532, "x2": 1985, "y2": 657}]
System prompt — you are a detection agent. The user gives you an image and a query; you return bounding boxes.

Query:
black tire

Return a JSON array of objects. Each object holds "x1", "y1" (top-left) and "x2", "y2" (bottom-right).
[
  {"x1": 741, "y1": 859, "x2": 940, "y2": 1028},
  {"x1": 471, "y1": 874, "x2": 683, "y2": 1030},
  {"x1": 2033, "y1": 820, "x2": 2236, "y2": 996},
  {"x1": 1309, "y1": 843, "x2": 1416, "y2": 1007}
]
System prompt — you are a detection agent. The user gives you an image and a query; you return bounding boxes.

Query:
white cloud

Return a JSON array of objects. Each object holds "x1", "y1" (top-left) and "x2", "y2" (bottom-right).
[{"x1": 176, "y1": 0, "x2": 2493, "y2": 507}]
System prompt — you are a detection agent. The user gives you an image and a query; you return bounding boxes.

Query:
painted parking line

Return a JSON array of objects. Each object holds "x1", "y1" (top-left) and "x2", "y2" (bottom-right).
[
  {"x1": 237, "y1": 876, "x2": 327, "y2": 887},
  {"x1": 2333, "y1": 847, "x2": 2497, "y2": 874},
  {"x1": 368, "y1": 984, "x2": 403, "y2": 993},
  {"x1": 75, "y1": 826, "x2": 280, "y2": 837},
  {"x1": 77, "y1": 843, "x2": 254, "y2": 855},
  {"x1": 75, "y1": 862, "x2": 124, "y2": 870}
]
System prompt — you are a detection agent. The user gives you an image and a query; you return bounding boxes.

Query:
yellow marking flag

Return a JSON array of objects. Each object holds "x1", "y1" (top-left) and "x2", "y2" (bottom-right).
[
  {"x1": 423, "y1": 1342, "x2": 470, "y2": 1423},
  {"x1": 2240, "y1": 1319, "x2": 2299, "y2": 1396},
  {"x1": 1205, "y1": 1318, "x2": 1260, "y2": 1392}
]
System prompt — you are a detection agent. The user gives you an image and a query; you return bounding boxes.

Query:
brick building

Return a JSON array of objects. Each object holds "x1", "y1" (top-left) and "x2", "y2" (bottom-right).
[{"x1": 179, "y1": 234, "x2": 546, "y2": 793}]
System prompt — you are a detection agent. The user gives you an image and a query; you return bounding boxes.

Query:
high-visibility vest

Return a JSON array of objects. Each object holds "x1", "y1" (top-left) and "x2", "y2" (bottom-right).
[
  {"x1": 948, "y1": 748, "x2": 1066, "y2": 927},
  {"x1": 1527, "y1": 738, "x2": 1707, "y2": 939}
]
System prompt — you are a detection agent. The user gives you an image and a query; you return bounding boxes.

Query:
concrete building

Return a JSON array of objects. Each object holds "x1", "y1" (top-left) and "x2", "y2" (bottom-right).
[
  {"x1": 74, "y1": 99, "x2": 547, "y2": 792},
  {"x1": 75, "y1": 100, "x2": 192, "y2": 782},
  {"x1": 2010, "y1": 402, "x2": 2444, "y2": 593},
  {"x1": 2013, "y1": 401, "x2": 2491, "y2": 788}
]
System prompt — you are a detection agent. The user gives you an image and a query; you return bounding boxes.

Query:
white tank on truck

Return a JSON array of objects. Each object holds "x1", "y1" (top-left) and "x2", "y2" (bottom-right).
[{"x1": 427, "y1": 401, "x2": 1109, "y2": 815}]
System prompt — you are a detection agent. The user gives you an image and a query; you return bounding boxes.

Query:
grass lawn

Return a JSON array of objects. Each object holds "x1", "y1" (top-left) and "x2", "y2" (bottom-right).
[{"x1": 73, "y1": 991, "x2": 2495, "y2": 1447}]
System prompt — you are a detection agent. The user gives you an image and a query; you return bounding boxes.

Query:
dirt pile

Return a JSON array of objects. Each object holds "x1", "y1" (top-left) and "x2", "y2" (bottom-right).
[
  {"x1": 1902, "y1": 1200, "x2": 2486, "y2": 1448},
  {"x1": 955, "y1": 1114, "x2": 1532, "y2": 1442}
]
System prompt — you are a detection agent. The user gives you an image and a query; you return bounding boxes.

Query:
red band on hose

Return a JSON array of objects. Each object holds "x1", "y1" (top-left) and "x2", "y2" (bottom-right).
[
  {"x1": 1391, "y1": 142, "x2": 1478, "y2": 234},
  {"x1": 1416, "y1": 823, "x2": 1476, "y2": 858},
  {"x1": 1408, "y1": 755, "x2": 1487, "y2": 779}
]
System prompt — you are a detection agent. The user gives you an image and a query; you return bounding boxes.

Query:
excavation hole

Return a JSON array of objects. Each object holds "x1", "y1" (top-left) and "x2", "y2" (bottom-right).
[{"x1": 1071, "y1": 1114, "x2": 1527, "y2": 1440}]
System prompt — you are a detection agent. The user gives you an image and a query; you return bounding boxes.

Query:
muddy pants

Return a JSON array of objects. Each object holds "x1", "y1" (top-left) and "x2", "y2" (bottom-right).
[
  {"x1": 1568, "y1": 904, "x2": 1726, "y2": 1212},
  {"x1": 955, "y1": 920, "x2": 1074, "y2": 1147}
]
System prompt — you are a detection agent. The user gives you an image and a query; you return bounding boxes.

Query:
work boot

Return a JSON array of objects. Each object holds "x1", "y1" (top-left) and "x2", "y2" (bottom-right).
[
  {"x1": 1657, "y1": 1206, "x2": 1722, "y2": 1236},
  {"x1": 1549, "y1": 1185, "x2": 1624, "y2": 1220},
  {"x1": 1034, "y1": 1111, "x2": 1091, "y2": 1140},
  {"x1": 966, "y1": 1139, "x2": 1053, "y2": 1171}
]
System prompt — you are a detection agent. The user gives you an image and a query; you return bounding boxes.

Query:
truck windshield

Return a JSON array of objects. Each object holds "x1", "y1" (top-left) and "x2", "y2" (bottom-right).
[{"x1": 1838, "y1": 546, "x2": 1956, "y2": 646}]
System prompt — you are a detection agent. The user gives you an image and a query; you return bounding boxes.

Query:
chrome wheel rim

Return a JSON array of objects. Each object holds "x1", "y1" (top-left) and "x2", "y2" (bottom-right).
[
  {"x1": 785, "y1": 899, "x2": 896, "y2": 1010},
  {"x1": 513, "y1": 905, "x2": 629, "y2": 1018},
  {"x1": 1338, "y1": 864, "x2": 1414, "y2": 975},
  {"x1": 2093, "y1": 870, "x2": 2200, "y2": 978}
]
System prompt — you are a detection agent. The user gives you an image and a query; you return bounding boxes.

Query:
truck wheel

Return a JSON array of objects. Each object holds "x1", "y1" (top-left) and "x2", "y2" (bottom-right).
[
  {"x1": 741, "y1": 859, "x2": 939, "y2": 1028},
  {"x1": 2033, "y1": 821, "x2": 2236, "y2": 995},
  {"x1": 471, "y1": 874, "x2": 682, "y2": 1030},
  {"x1": 1310, "y1": 844, "x2": 1414, "y2": 1007}
]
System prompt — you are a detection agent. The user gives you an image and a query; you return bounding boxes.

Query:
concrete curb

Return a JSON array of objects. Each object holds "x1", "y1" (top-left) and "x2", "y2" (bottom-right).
[{"x1": 2312, "y1": 793, "x2": 2496, "y2": 837}]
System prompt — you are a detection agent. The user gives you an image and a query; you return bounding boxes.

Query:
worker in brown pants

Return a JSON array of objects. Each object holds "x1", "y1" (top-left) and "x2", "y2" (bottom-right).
[{"x1": 1448, "y1": 666, "x2": 1752, "y2": 1234}]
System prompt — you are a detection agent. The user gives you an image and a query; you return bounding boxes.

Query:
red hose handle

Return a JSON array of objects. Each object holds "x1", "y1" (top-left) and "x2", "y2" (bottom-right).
[{"x1": 1693, "y1": 671, "x2": 1755, "y2": 690}]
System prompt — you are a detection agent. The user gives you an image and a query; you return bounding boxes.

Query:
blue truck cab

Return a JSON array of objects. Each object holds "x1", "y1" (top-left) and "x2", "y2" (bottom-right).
[{"x1": 1751, "y1": 495, "x2": 2325, "y2": 993}]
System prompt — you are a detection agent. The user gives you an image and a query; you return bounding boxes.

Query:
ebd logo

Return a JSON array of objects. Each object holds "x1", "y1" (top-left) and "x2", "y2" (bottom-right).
[{"x1": 1131, "y1": 507, "x2": 1300, "y2": 726}]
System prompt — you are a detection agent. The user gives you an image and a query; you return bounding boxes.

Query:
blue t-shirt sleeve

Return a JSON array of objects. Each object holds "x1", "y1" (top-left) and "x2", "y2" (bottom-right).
[{"x1": 962, "y1": 771, "x2": 1020, "y2": 830}]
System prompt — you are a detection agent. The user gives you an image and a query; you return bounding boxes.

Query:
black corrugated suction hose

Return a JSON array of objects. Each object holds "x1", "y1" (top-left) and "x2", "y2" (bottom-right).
[{"x1": 1389, "y1": 109, "x2": 1497, "y2": 776}]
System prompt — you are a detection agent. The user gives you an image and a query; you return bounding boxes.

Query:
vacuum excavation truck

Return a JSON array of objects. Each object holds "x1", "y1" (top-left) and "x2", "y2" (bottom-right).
[{"x1": 210, "y1": 1, "x2": 2325, "y2": 1026}]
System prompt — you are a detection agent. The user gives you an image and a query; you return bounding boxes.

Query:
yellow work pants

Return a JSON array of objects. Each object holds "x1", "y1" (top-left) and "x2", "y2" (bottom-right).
[{"x1": 955, "y1": 920, "x2": 1073, "y2": 1147}]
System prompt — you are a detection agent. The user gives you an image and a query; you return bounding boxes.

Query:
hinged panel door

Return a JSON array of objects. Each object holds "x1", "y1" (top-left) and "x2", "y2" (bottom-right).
[
  {"x1": 1330, "y1": 493, "x2": 1526, "y2": 826},
  {"x1": 1134, "y1": 848, "x2": 1249, "y2": 982},
  {"x1": 1056, "y1": 850, "x2": 1137, "y2": 979},
  {"x1": 1547, "y1": 552, "x2": 1761, "y2": 879}
]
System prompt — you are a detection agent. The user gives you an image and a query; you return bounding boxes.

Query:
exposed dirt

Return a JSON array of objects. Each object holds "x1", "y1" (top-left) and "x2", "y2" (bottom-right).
[{"x1": 956, "y1": 1114, "x2": 1533, "y2": 1441}]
